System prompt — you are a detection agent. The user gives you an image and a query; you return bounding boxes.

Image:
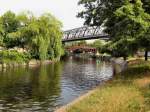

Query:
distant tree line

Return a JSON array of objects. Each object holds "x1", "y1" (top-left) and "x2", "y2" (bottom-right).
[
  {"x1": 0, "y1": 11, "x2": 63, "y2": 63},
  {"x1": 78, "y1": 0, "x2": 150, "y2": 60}
]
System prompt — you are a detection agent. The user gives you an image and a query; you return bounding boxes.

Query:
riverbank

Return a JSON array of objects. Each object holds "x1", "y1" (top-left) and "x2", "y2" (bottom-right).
[
  {"x1": 0, "y1": 48, "x2": 62, "y2": 70},
  {"x1": 0, "y1": 59, "x2": 59, "y2": 71},
  {"x1": 56, "y1": 59, "x2": 150, "y2": 112}
]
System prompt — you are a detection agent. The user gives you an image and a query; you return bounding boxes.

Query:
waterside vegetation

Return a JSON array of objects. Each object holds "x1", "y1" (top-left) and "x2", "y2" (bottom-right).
[
  {"x1": 0, "y1": 11, "x2": 63, "y2": 67},
  {"x1": 60, "y1": 60, "x2": 150, "y2": 112}
]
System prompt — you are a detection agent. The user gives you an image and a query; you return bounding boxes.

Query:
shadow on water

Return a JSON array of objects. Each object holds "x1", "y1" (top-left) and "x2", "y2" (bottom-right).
[{"x1": 0, "y1": 56, "x2": 113, "y2": 112}]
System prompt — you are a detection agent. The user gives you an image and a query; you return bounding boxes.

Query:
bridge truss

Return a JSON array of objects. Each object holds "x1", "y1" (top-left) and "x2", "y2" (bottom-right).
[{"x1": 62, "y1": 26, "x2": 109, "y2": 42}]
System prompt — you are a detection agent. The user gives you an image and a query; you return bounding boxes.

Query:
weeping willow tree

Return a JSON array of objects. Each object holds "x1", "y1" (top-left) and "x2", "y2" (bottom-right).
[
  {"x1": 0, "y1": 24, "x2": 4, "y2": 46},
  {"x1": 0, "y1": 11, "x2": 63, "y2": 61},
  {"x1": 27, "y1": 13, "x2": 63, "y2": 60},
  {"x1": 17, "y1": 12, "x2": 63, "y2": 60}
]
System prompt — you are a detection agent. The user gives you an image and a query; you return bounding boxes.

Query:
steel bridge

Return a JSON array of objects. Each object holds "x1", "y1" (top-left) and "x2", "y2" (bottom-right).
[{"x1": 62, "y1": 26, "x2": 109, "y2": 42}]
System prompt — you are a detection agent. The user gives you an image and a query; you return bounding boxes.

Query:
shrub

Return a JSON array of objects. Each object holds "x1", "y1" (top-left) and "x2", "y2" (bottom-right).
[{"x1": 0, "y1": 50, "x2": 31, "y2": 64}]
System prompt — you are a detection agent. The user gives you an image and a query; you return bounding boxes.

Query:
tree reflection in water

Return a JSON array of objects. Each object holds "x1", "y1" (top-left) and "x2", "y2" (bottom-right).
[
  {"x1": 0, "y1": 57, "x2": 113, "y2": 112},
  {"x1": 0, "y1": 63, "x2": 62, "y2": 112}
]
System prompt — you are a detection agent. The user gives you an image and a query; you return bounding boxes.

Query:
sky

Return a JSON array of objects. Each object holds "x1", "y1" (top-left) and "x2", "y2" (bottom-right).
[{"x1": 0, "y1": 0, "x2": 84, "y2": 30}]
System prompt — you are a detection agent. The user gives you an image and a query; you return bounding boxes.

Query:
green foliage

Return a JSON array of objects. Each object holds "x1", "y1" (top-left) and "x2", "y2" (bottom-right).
[
  {"x1": 137, "y1": 28, "x2": 150, "y2": 50},
  {"x1": 90, "y1": 40, "x2": 105, "y2": 52},
  {"x1": 65, "y1": 41, "x2": 87, "y2": 47},
  {"x1": 78, "y1": 0, "x2": 125, "y2": 26},
  {"x1": 103, "y1": 38, "x2": 138, "y2": 59},
  {"x1": 0, "y1": 50, "x2": 30, "y2": 64},
  {"x1": 113, "y1": 0, "x2": 150, "y2": 60},
  {"x1": 18, "y1": 13, "x2": 63, "y2": 60},
  {"x1": 78, "y1": 0, "x2": 150, "y2": 60},
  {"x1": 78, "y1": 0, "x2": 150, "y2": 26},
  {"x1": 142, "y1": 0, "x2": 150, "y2": 14},
  {"x1": 0, "y1": 11, "x2": 21, "y2": 48},
  {"x1": 77, "y1": 40, "x2": 87, "y2": 46},
  {"x1": 0, "y1": 11, "x2": 63, "y2": 61}
]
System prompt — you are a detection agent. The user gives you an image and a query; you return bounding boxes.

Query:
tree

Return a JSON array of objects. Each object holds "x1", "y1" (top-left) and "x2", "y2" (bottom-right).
[
  {"x1": 142, "y1": 0, "x2": 150, "y2": 14},
  {"x1": 78, "y1": 0, "x2": 150, "y2": 60},
  {"x1": 0, "y1": 11, "x2": 21, "y2": 48},
  {"x1": 78, "y1": 0, "x2": 150, "y2": 26},
  {"x1": 114, "y1": 0, "x2": 150, "y2": 60},
  {"x1": 18, "y1": 13, "x2": 63, "y2": 60},
  {"x1": 91, "y1": 40, "x2": 105, "y2": 52},
  {"x1": 77, "y1": 0, "x2": 125, "y2": 26},
  {"x1": 137, "y1": 29, "x2": 150, "y2": 61},
  {"x1": 103, "y1": 38, "x2": 138, "y2": 60},
  {"x1": 0, "y1": 11, "x2": 63, "y2": 61},
  {"x1": 0, "y1": 23, "x2": 4, "y2": 46}
]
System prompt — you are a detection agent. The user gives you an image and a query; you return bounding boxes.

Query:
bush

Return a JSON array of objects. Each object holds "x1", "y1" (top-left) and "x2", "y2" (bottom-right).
[{"x1": 0, "y1": 50, "x2": 31, "y2": 64}]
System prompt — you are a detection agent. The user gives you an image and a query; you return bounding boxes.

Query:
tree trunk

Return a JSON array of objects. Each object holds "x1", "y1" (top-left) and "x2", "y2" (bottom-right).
[{"x1": 145, "y1": 50, "x2": 148, "y2": 61}]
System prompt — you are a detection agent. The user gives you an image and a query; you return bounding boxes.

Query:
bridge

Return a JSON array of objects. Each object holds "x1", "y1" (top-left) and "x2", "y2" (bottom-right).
[
  {"x1": 66, "y1": 45, "x2": 97, "y2": 53},
  {"x1": 62, "y1": 26, "x2": 109, "y2": 42}
]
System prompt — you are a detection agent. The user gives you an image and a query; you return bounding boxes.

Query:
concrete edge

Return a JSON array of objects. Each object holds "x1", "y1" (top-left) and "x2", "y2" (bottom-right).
[{"x1": 55, "y1": 88, "x2": 97, "y2": 112}]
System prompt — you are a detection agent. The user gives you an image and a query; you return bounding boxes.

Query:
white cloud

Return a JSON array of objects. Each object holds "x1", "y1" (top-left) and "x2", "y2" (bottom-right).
[{"x1": 0, "y1": 0, "x2": 84, "y2": 30}]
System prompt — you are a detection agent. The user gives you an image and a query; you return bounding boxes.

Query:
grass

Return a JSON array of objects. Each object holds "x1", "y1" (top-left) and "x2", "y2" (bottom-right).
[{"x1": 65, "y1": 60, "x2": 150, "y2": 112}]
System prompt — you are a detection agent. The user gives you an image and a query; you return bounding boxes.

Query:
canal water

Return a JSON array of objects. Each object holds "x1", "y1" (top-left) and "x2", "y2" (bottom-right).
[{"x1": 0, "y1": 56, "x2": 113, "y2": 112}]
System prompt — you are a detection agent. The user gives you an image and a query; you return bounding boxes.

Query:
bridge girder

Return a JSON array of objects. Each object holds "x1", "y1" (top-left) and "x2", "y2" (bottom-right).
[{"x1": 62, "y1": 26, "x2": 109, "y2": 42}]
